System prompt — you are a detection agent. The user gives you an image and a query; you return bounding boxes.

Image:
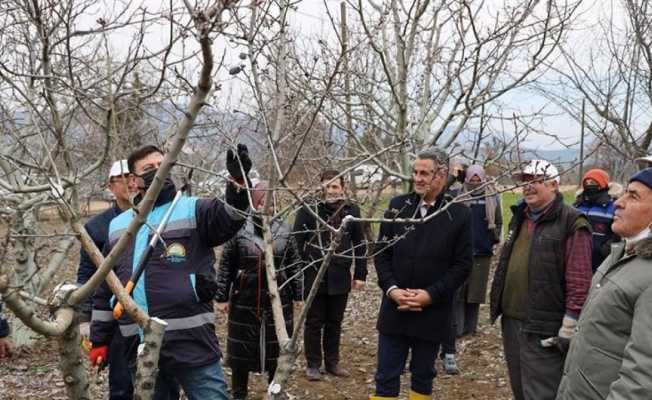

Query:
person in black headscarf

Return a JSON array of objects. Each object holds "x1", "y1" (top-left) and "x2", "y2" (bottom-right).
[{"x1": 216, "y1": 181, "x2": 303, "y2": 400}]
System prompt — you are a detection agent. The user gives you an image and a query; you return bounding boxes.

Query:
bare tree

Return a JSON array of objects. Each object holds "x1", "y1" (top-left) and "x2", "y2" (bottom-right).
[
  {"x1": 542, "y1": 0, "x2": 652, "y2": 170},
  {"x1": 0, "y1": 0, "x2": 260, "y2": 398}
]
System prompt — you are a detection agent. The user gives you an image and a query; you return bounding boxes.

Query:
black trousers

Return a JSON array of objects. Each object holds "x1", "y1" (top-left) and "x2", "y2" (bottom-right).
[
  {"x1": 374, "y1": 333, "x2": 439, "y2": 396},
  {"x1": 440, "y1": 295, "x2": 462, "y2": 356},
  {"x1": 304, "y1": 293, "x2": 349, "y2": 369},
  {"x1": 231, "y1": 365, "x2": 276, "y2": 400},
  {"x1": 108, "y1": 329, "x2": 134, "y2": 400}
]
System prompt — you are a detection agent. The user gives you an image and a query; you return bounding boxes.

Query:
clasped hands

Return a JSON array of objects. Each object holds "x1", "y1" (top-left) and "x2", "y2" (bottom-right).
[{"x1": 389, "y1": 288, "x2": 432, "y2": 311}]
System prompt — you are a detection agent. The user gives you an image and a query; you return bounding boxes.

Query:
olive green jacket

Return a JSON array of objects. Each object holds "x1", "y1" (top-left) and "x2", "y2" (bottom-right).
[{"x1": 557, "y1": 236, "x2": 652, "y2": 400}]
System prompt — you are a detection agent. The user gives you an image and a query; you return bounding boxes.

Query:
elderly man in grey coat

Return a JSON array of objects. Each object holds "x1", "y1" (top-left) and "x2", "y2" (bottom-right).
[{"x1": 556, "y1": 167, "x2": 652, "y2": 400}]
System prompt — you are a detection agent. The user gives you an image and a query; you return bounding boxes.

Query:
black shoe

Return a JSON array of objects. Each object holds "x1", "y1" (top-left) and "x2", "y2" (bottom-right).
[
  {"x1": 325, "y1": 364, "x2": 350, "y2": 377},
  {"x1": 306, "y1": 367, "x2": 323, "y2": 381}
]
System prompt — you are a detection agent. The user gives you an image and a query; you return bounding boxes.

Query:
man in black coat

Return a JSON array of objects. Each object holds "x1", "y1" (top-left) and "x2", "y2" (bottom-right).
[
  {"x1": 293, "y1": 169, "x2": 368, "y2": 381},
  {"x1": 370, "y1": 147, "x2": 473, "y2": 400}
]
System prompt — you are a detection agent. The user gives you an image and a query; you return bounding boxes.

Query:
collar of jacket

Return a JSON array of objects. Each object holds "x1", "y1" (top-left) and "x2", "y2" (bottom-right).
[
  {"x1": 608, "y1": 235, "x2": 652, "y2": 264},
  {"x1": 155, "y1": 184, "x2": 177, "y2": 206},
  {"x1": 631, "y1": 235, "x2": 652, "y2": 259},
  {"x1": 319, "y1": 199, "x2": 350, "y2": 212},
  {"x1": 111, "y1": 203, "x2": 124, "y2": 216},
  {"x1": 575, "y1": 190, "x2": 612, "y2": 208},
  {"x1": 133, "y1": 183, "x2": 177, "y2": 208},
  {"x1": 409, "y1": 190, "x2": 451, "y2": 214},
  {"x1": 511, "y1": 192, "x2": 565, "y2": 225}
]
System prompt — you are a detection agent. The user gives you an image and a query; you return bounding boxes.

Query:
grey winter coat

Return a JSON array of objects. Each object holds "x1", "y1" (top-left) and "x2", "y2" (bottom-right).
[{"x1": 556, "y1": 236, "x2": 652, "y2": 400}]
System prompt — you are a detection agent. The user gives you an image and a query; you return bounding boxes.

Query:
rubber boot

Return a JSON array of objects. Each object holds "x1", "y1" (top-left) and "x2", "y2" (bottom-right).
[
  {"x1": 408, "y1": 389, "x2": 431, "y2": 400},
  {"x1": 369, "y1": 395, "x2": 399, "y2": 400}
]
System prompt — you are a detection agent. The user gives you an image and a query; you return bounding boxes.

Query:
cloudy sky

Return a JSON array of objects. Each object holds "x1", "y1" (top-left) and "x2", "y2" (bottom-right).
[{"x1": 81, "y1": 0, "x2": 623, "y2": 151}]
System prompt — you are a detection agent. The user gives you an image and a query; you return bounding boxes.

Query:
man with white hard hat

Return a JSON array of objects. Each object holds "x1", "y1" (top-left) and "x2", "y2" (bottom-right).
[
  {"x1": 489, "y1": 159, "x2": 593, "y2": 400},
  {"x1": 635, "y1": 154, "x2": 652, "y2": 168},
  {"x1": 76, "y1": 160, "x2": 170, "y2": 399}
]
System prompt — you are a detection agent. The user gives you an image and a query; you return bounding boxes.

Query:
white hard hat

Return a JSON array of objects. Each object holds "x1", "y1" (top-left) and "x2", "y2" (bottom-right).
[
  {"x1": 108, "y1": 160, "x2": 129, "y2": 179},
  {"x1": 635, "y1": 155, "x2": 652, "y2": 164},
  {"x1": 513, "y1": 159, "x2": 560, "y2": 184}
]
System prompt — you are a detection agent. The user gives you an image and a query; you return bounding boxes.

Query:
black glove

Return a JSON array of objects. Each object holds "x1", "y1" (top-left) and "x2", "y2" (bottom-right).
[
  {"x1": 195, "y1": 273, "x2": 218, "y2": 303},
  {"x1": 226, "y1": 144, "x2": 252, "y2": 181},
  {"x1": 556, "y1": 336, "x2": 570, "y2": 354},
  {"x1": 225, "y1": 181, "x2": 249, "y2": 212}
]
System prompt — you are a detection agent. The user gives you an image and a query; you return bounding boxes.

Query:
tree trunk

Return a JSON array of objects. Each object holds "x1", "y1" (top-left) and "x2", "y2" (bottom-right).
[
  {"x1": 133, "y1": 317, "x2": 167, "y2": 400},
  {"x1": 57, "y1": 313, "x2": 90, "y2": 400},
  {"x1": 266, "y1": 220, "x2": 347, "y2": 399},
  {"x1": 12, "y1": 210, "x2": 40, "y2": 346}
]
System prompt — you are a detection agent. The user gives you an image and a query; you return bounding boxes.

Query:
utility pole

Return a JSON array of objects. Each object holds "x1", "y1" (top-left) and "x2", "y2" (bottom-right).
[
  {"x1": 578, "y1": 99, "x2": 586, "y2": 187},
  {"x1": 340, "y1": 1, "x2": 357, "y2": 194}
]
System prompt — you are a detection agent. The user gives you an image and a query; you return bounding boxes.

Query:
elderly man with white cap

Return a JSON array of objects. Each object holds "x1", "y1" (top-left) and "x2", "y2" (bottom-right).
[{"x1": 489, "y1": 159, "x2": 593, "y2": 400}]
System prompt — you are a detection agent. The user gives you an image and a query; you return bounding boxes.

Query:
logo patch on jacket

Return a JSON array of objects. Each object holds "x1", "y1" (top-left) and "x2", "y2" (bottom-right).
[{"x1": 165, "y1": 243, "x2": 187, "y2": 263}]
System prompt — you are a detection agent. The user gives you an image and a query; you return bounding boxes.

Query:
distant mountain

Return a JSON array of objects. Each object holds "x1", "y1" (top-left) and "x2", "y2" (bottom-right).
[
  {"x1": 447, "y1": 128, "x2": 583, "y2": 167},
  {"x1": 521, "y1": 148, "x2": 581, "y2": 166}
]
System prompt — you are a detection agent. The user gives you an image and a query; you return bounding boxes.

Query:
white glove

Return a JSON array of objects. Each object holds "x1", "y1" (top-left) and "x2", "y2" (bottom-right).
[
  {"x1": 558, "y1": 315, "x2": 577, "y2": 339},
  {"x1": 556, "y1": 315, "x2": 577, "y2": 353},
  {"x1": 79, "y1": 322, "x2": 90, "y2": 339}
]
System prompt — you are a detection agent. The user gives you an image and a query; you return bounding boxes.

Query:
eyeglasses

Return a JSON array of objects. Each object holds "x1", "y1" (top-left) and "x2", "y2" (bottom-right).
[
  {"x1": 109, "y1": 175, "x2": 131, "y2": 183},
  {"x1": 520, "y1": 175, "x2": 546, "y2": 184}
]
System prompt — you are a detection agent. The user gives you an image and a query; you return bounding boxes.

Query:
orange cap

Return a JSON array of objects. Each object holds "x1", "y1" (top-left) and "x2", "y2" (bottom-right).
[{"x1": 582, "y1": 169, "x2": 609, "y2": 189}]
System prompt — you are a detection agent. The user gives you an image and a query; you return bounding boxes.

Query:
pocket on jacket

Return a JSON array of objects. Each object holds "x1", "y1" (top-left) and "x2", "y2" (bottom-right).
[
  {"x1": 593, "y1": 346, "x2": 621, "y2": 362},
  {"x1": 574, "y1": 347, "x2": 621, "y2": 398},
  {"x1": 160, "y1": 230, "x2": 191, "y2": 265},
  {"x1": 577, "y1": 368, "x2": 607, "y2": 398}
]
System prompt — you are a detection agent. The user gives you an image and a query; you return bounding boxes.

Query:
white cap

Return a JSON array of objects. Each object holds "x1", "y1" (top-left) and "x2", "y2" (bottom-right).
[
  {"x1": 636, "y1": 155, "x2": 652, "y2": 164},
  {"x1": 514, "y1": 159, "x2": 560, "y2": 184},
  {"x1": 108, "y1": 160, "x2": 129, "y2": 179}
]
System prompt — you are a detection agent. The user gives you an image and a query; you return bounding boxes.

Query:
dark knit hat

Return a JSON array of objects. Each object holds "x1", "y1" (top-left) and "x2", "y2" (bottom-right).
[{"x1": 630, "y1": 167, "x2": 652, "y2": 191}]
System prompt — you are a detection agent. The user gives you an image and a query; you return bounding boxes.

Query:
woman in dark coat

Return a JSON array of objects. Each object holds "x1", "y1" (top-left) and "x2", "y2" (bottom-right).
[
  {"x1": 459, "y1": 165, "x2": 502, "y2": 334},
  {"x1": 216, "y1": 182, "x2": 303, "y2": 400}
]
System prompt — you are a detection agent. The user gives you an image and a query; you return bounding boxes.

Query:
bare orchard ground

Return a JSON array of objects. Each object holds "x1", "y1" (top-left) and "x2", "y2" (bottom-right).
[
  {"x1": 0, "y1": 218, "x2": 513, "y2": 399},
  {"x1": 221, "y1": 278, "x2": 513, "y2": 400}
]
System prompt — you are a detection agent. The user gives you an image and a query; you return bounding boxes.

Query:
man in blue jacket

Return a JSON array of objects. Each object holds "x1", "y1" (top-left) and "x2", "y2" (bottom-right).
[
  {"x1": 77, "y1": 159, "x2": 139, "y2": 400},
  {"x1": 573, "y1": 168, "x2": 620, "y2": 272},
  {"x1": 90, "y1": 144, "x2": 252, "y2": 400},
  {"x1": 0, "y1": 301, "x2": 11, "y2": 359}
]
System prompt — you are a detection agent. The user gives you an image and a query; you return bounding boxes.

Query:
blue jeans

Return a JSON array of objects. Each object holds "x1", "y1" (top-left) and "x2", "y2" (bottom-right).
[
  {"x1": 374, "y1": 333, "x2": 438, "y2": 397},
  {"x1": 154, "y1": 361, "x2": 230, "y2": 400}
]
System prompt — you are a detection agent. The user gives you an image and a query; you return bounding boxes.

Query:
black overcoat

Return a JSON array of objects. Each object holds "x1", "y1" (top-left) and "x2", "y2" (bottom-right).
[
  {"x1": 293, "y1": 201, "x2": 367, "y2": 296},
  {"x1": 374, "y1": 192, "x2": 473, "y2": 342},
  {"x1": 216, "y1": 218, "x2": 303, "y2": 372}
]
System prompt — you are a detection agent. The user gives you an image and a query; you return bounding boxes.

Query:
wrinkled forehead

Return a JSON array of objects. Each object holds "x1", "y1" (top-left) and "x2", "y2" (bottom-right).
[
  {"x1": 414, "y1": 158, "x2": 438, "y2": 170},
  {"x1": 626, "y1": 181, "x2": 652, "y2": 197}
]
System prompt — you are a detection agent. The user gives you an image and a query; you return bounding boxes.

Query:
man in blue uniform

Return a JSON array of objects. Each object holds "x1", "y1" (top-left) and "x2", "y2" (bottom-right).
[
  {"x1": 0, "y1": 301, "x2": 11, "y2": 359},
  {"x1": 78, "y1": 160, "x2": 136, "y2": 399},
  {"x1": 573, "y1": 168, "x2": 620, "y2": 272},
  {"x1": 90, "y1": 144, "x2": 252, "y2": 400}
]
